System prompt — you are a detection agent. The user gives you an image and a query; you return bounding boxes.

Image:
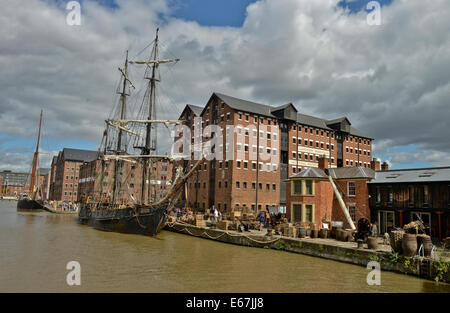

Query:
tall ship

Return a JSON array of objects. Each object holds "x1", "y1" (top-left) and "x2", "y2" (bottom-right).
[
  {"x1": 17, "y1": 110, "x2": 46, "y2": 211},
  {"x1": 78, "y1": 29, "x2": 203, "y2": 236}
]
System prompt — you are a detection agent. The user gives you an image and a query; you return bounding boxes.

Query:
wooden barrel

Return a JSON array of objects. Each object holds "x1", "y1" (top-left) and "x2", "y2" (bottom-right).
[
  {"x1": 319, "y1": 228, "x2": 328, "y2": 239},
  {"x1": 345, "y1": 231, "x2": 354, "y2": 242},
  {"x1": 367, "y1": 237, "x2": 378, "y2": 250},
  {"x1": 297, "y1": 227, "x2": 307, "y2": 238},
  {"x1": 417, "y1": 234, "x2": 433, "y2": 257},
  {"x1": 402, "y1": 233, "x2": 418, "y2": 257},
  {"x1": 389, "y1": 230, "x2": 404, "y2": 253},
  {"x1": 336, "y1": 229, "x2": 343, "y2": 241},
  {"x1": 331, "y1": 226, "x2": 342, "y2": 239},
  {"x1": 310, "y1": 229, "x2": 319, "y2": 238}
]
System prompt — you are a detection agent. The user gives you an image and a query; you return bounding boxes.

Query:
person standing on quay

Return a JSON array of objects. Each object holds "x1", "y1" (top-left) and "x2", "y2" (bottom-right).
[
  {"x1": 214, "y1": 207, "x2": 219, "y2": 223},
  {"x1": 258, "y1": 211, "x2": 265, "y2": 231}
]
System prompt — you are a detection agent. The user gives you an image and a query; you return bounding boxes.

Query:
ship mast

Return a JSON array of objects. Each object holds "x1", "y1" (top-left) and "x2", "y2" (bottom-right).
[
  {"x1": 129, "y1": 28, "x2": 179, "y2": 204},
  {"x1": 30, "y1": 109, "x2": 43, "y2": 200},
  {"x1": 112, "y1": 51, "x2": 132, "y2": 204},
  {"x1": 143, "y1": 29, "x2": 158, "y2": 204}
]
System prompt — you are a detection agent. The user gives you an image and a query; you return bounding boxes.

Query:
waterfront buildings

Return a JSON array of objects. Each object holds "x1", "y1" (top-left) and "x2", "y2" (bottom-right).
[
  {"x1": 77, "y1": 158, "x2": 173, "y2": 204},
  {"x1": 0, "y1": 169, "x2": 50, "y2": 199},
  {"x1": 49, "y1": 148, "x2": 98, "y2": 202},
  {"x1": 176, "y1": 92, "x2": 374, "y2": 213},
  {"x1": 0, "y1": 171, "x2": 29, "y2": 196},
  {"x1": 368, "y1": 166, "x2": 450, "y2": 240},
  {"x1": 286, "y1": 157, "x2": 375, "y2": 229}
]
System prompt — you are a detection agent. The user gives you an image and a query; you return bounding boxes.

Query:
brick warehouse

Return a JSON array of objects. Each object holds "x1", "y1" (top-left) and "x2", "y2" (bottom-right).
[
  {"x1": 49, "y1": 148, "x2": 99, "y2": 202},
  {"x1": 175, "y1": 92, "x2": 374, "y2": 213}
]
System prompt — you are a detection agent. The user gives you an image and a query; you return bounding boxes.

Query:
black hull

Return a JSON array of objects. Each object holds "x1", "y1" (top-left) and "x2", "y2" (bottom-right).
[
  {"x1": 17, "y1": 199, "x2": 45, "y2": 212},
  {"x1": 78, "y1": 204, "x2": 168, "y2": 236}
]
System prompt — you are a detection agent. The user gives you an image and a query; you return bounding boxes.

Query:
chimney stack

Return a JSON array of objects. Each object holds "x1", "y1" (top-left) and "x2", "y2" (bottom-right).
[
  {"x1": 381, "y1": 161, "x2": 389, "y2": 171},
  {"x1": 318, "y1": 155, "x2": 329, "y2": 170},
  {"x1": 370, "y1": 158, "x2": 381, "y2": 171}
]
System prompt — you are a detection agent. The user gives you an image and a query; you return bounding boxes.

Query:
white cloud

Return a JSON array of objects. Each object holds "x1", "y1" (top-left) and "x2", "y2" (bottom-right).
[{"x1": 1, "y1": 0, "x2": 449, "y2": 169}]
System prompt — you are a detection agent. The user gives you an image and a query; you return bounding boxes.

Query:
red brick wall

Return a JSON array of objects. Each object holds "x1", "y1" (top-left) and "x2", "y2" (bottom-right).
[
  {"x1": 286, "y1": 178, "x2": 370, "y2": 229},
  {"x1": 332, "y1": 179, "x2": 370, "y2": 228}
]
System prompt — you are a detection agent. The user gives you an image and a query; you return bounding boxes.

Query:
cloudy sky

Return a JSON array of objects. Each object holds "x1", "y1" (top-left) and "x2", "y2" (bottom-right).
[{"x1": 1, "y1": 0, "x2": 449, "y2": 171}]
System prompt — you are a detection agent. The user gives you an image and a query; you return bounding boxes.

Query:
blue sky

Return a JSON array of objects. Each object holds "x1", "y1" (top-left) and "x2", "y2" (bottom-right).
[{"x1": 3, "y1": 0, "x2": 444, "y2": 171}]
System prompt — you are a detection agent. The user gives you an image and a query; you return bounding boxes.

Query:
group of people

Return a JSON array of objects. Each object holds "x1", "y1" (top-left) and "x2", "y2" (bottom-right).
[{"x1": 45, "y1": 200, "x2": 79, "y2": 212}]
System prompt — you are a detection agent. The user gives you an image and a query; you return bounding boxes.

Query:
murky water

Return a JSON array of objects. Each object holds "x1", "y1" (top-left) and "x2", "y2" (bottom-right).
[{"x1": 0, "y1": 200, "x2": 449, "y2": 293}]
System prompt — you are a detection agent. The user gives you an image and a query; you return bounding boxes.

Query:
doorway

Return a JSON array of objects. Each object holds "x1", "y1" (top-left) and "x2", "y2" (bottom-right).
[{"x1": 378, "y1": 210, "x2": 395, "y2": 234}]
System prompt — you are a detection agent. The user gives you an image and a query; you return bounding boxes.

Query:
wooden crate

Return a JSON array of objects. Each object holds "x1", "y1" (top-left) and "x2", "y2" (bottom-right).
[
  {"x1": 195, "y1": 214, "x2": 204, "y2": 221},
  {"x1": 217, "y1": 220, "x2": 231, "y2": 230},
  {"x1": 232, "y1": 211, "x2": 241, "y2": 218},
  {"x1": 195, "y1": 220, "x2": 205, "y2": 227}
]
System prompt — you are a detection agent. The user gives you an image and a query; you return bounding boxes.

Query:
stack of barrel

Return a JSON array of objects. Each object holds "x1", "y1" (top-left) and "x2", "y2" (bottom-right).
[
  {"x1": 390, "y1": 231, "x2": 433, "y2": 257},
  {"x1": 331, "y1": 225, "x2": 354, "y2": 242}
]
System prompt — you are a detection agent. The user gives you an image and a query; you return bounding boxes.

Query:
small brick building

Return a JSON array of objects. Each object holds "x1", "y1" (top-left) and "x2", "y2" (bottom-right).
[{"x1": 286, "y1": 157, "x2": 375, "y2": 229}]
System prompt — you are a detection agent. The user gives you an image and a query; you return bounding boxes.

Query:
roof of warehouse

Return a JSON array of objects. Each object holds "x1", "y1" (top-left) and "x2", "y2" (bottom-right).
[
  {"x1": 290, "y1": 166, "x2": 375, "y2": 180},
  {"x1": 369, "y1": 167, "x2": 450, "y2": 184},
  {"x1": 212, "y1": 92, "x2": 371, "y2": 138},
  {"x1": 60, "y1": 148, "x2": 99, "y2": 163}
]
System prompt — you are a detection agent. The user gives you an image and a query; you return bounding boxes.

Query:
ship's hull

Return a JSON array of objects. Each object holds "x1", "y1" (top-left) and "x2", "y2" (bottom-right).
[
  {"x1": 78, "y1": 204, "x2": 168, "y2": 236},
  {"x1": 17, "y1": 199, "x2": 45, "y2": 212}
]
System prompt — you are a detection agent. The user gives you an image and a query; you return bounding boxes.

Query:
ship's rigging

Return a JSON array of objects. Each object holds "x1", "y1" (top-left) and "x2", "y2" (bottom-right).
[{"x1": 96, "y1": 28, "x2": 182, "y2": 205}]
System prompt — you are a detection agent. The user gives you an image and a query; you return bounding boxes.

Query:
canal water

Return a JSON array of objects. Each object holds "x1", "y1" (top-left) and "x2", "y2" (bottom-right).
[{"x1": 0, "y1": 200, "x2": 449, "y2": 293}]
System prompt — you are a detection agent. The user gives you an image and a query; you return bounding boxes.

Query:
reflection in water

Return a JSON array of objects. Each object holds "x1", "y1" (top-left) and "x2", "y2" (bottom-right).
[{"x1": 0, "y1": 200, "x2": 449, "y2": 293}]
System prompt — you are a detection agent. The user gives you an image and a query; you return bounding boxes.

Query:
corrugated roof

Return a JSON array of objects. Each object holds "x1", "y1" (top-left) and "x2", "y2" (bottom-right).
[
  {"x1": 369, "y1": 167, "x2": 450, "y2": 184},
  {"x1": 61, "y1": 148, "x2": 98, "y2": 163}
]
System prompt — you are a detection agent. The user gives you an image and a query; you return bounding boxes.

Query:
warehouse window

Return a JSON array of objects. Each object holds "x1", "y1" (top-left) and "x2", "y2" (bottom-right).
[
  {"x1": 349, "y1": 206, "x2": 356, "y2": 222},
  {"x1": 348, "y1": 182, "x2": 356, "y2": 197},
  {"x1": 388, "y1": 186, "x2": 393, "y2": 205},
  {"x1": 305, "y1": 204, "x2": 313, "y2": 222},
  {"x1": 423, "y1": 185, "x2": 429, "y2": 205},
  {"x1": 305, "y1": 180, "x2": 313, "y2": 195},
  {"x1": 293, "y1": 181, "x2": 302, "y2": 195}
]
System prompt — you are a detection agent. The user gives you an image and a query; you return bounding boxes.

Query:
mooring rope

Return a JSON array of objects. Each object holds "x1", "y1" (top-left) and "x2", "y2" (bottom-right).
[{"x1": 166, "y1": 222, "x2": 282, "y2": 245}]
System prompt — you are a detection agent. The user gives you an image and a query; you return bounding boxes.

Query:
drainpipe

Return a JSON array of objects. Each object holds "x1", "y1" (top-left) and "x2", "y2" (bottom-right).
[{"x1": 328, "y1": 175, "x2": 356, "y2": 230}]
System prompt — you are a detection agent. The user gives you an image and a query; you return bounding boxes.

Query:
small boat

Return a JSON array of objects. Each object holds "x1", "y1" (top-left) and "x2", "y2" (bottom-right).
[{"x1": 17, "y1": 110, "x2": 46, "y2": 212}]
